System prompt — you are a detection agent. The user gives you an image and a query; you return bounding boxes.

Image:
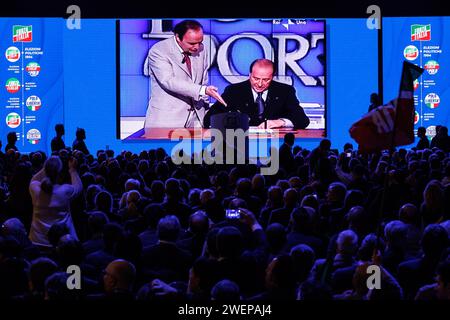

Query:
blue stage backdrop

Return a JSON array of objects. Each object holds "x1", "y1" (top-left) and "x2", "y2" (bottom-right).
[
  {"x1": 0, "y1": 18, "x2": 63, "y2": 153},
  {"x1": 2, "y1": 18, "x2": 380, "y2": 155},
  {"x1": 383, "y1": 17, "x2": 450, "y2": 147},
  {"x1": 119, "y1": 19, "x2": 326, "y2": 139}
]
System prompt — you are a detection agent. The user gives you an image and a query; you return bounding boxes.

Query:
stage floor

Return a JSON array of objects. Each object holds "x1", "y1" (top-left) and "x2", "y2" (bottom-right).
[{"x1": 125, "y1": 127, "x2": 326, "y2": 140}]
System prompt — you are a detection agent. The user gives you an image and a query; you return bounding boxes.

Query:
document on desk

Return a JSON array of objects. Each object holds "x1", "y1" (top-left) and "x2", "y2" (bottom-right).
[{"x1": 248, "y1": 127, "x2": 274, "y2": 134}]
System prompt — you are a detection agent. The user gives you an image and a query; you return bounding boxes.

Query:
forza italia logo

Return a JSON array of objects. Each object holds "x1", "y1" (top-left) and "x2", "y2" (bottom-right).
[
  {"x1": 6, "y1": 113, "x2": 21, "y2": 128},
  {"x1": 424, "y1": 60, "x2": 439, "y2": 75},
  {"x1": 13, "y1": 25, "x2": 32, "y2": 42},
  {"x1": 5, "y1": 46, "x2": 20, "y2": 62},
  {"x1": 5, "y1": 78, "x2": 21, "y2": 93},
  {"x1": 26, "y1": 62, "x2": 41, "y2": 77},
  {"x1": 411, "y1": 24, "x2": 431, "y2": 41},
  {"x1": 404, "y1": 45, "x2": 419, "y2": 61}
]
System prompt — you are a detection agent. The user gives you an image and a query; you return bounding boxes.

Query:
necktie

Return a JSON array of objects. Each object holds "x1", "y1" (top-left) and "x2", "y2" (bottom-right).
[
  {"x1": 182, "y1": 52, "x2": 192, "y2": 77},
  {"x1": 256, "y1": 92, "x2": 265, "y2": 120}
]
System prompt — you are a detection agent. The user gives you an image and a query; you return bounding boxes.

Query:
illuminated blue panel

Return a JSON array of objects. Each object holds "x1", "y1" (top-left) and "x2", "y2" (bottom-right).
[
  {"x1": 211, "y1": 19, "x2": 273, "y2": 35},
  {"x1": 120, "y1": 75, "x2": 148, "y2": 117},
  {"x1": 383, "y1": 17, "x2": 450, "y2": 144},
  {"x1": 0, "y1": 18, "x2": 63, "y2": 153},
  {"x1": 120, "y1": 33, "x2": 149, "y2": 75},
  {"x1": 120, "y1": 19, "x2": 149, "y2": 34}
]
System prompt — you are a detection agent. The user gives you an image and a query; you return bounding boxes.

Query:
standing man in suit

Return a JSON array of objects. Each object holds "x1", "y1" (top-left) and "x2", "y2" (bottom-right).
[
  {"x1": 204, "y1": 59, "x2": 310, "y2": 129},
  {"x1": 144, "y1": 20, "x2": 225, "y2": 129}
]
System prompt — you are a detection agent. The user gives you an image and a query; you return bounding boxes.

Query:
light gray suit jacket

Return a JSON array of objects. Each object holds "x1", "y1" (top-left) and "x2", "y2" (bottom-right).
[{"x1": 144, "y1": 36, "x2": 209, "y2": 128}]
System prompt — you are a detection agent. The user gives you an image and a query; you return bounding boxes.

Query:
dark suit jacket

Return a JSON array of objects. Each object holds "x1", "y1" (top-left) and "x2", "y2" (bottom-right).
[
  {"x1": 279, "y1": 142, "x2": 295, "y2": 173},
  {"x1": 138, "y1": 229, "x2": 159, "y2": 250},
  {"x1": 177, "y1": 234, "x2": 207, "y2": 260},
  {"x1": 286, "y1": 231, "x2": 327, "y2": 258},
  {"x1": 268, "y1": 206, "x2": 295, "y2": 227},
  {"x1": 51, "y1": 136, "x2": 65, "y2": 153},
  {"x1": 82, "y1": 249, "x2": 116, "y2": 280},
  {"x1": 82, "y1": 237, "x2": 104, "y2": 255},
  {"x1": 204, "y1": 80, "x2": 310, "y2": 129},
  {"x1": 141, "y1": 242, "x2": 192, "y2": 283},
  {"x1": 397, "y1": 257, "x2": 439, "y2": 300},
  {"x1": 211, "y1": 229, "x2": 269, "y2": 297},
  {"x1": 416, "y1": 137, "x2": 430, "y2": 150},
  {"x1": 87, "y1": 288, "x2": 135, "y2": 301},
  {"x1": 331, "y1": 265, "x2": 357, "y2": 294},
  {"x1": 161, "y1": 200, "x2": 192, "y2": 229}
]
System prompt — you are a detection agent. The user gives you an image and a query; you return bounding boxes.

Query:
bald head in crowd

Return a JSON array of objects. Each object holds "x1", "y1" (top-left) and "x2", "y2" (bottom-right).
[
  {"x1": 189, "y1": 211, "x2": 210, "y2": 234},
  {"x1": 200, "y1": 189, "x2": 215, "y2": 205},
  {"x1": 1, "y1": 218, "x2": 27, "y2": 236},
  {"x1": 399, "y1": 203, "x2": 419, "y2": 225},
  {"x1": 103, "y1": 259, "x2": 136, "y2": 294}
]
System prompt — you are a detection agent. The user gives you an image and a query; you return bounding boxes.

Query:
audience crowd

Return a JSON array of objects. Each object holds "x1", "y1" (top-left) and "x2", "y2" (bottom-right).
[{"x1": 0, "y1": 125, "x2": 449, "y2": 301}]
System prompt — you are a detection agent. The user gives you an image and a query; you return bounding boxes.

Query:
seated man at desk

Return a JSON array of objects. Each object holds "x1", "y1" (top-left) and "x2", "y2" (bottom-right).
[{"x1": 204, "y1": 59, "x2": 310, "y2": 130}]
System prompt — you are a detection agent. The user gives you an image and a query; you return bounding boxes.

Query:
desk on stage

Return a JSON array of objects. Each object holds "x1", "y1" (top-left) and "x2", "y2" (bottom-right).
[{"x1": 125, "y1": 128, "x2": 325, "y2": 140}]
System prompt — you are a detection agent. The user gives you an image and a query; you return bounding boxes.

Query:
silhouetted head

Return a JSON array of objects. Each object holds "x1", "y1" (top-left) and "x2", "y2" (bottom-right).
[
  {"x1": 417, "y1": 126, "x2": 426, "y2": 138},
  {"x1": 157, "y1": 215, "x2": 181, "y2": 242},
  {"x1": 143, "y1": 204, "x2": 164, "y2": 230},
  {"x1": 75, "y1": 128, "x2": 86, "y2": 140},
  {"x1": 283, "y1": 188, "x2": 298, "y2": 207},
  {"x1": 327, "y1": 182, "x2": 347, "y2": 203},
  {"x1": 235, "y1": 178, "x2": 252, "y2": 197},
  {"x1": 45, "y1": 272, "x2": 81, "y2": 300},
  {"x1": 336, "y1": 229, "x2": 359, "y2": 255},
  {"x1": 55, "y1": 124, "x2": 65, "y2": 136},
  {"x1": 216, "y1": 226, "x2": 243, "y2": 259},
  {"x1": 29, "y1": 257, "x2": 58, "y2": 293},
  {"x1": 56, "y1": 234, "x2": 84, "y2": 268},
  {"x1": 284, "y1": 133, "x2": 295, "y2": 146},
  {"x1": 266, "y1": 223, "x2": 287, "y2": 253},
  {"x1": 421, "y1": 224, "x2": 448, "y2": 259},
  {"x1": 6, "y1": 132, "x2": 17, "y2": 144},
  {"x1": 189, "y1": 211, "x2": 210, "y2": 235},
  {"x1": 370, "y1": 93, "x2": 380, "y2": 105},
  {"x1": 290, "y1": 206, "x2": 314, "y2": 232},
  {"x1": 165, "y1": 178, "x2": 182, "y2": 201},
  {"x1": 384, "y1": 220, "x2": 408, "y2": 250},
  {"x1": 102, "y1": 223, "x2": 124, "y2": 253},
  {"x1": 47, "y1": 222, "x2": 70, "y2": 247},
  {"x1": 399, "y1": 203, "x2": 419, "y2": 225},
  {"x1": 211, "y1": 280, "x2": 241, "y2": 300},
  {"x1": 319, "y1": 139, "x2": 331, "y2": 151},
  {"x1": 290, "y1": 244, "x2": 315, "y2": 283},
  {"x1": 95, "y1": 190, "x2": 113, "y2": 213},
  {"x1": 87, "y1": 211, "x2": 109, "y2": 235}
]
